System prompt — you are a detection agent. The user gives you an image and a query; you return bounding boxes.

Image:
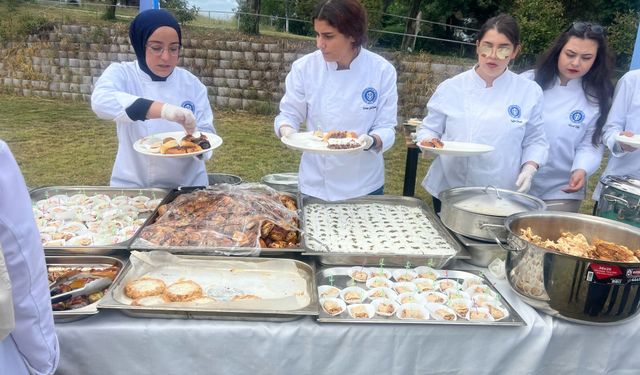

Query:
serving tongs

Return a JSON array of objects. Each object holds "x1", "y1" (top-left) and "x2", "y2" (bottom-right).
[{"x1": 50, "y1": 276, "x2": 113, "y2": 304}]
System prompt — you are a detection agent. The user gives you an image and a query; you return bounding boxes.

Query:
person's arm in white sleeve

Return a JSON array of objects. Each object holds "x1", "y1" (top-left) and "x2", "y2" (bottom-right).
[
  {"x1": 274, "y1": 62, "x2": 305, "y2": 136},
  {"x1": 366, "y1": 64, "x2": 397, "y2": 152},
  {"x1": 521, "y1": 89, "x2": 549, "y2": 168},
  {"x1": 416, "y1": 82, "x2": 448, "y2": 142},
  {"x1": 603, "y1": 74, "x2": 634, "y2": 156}
]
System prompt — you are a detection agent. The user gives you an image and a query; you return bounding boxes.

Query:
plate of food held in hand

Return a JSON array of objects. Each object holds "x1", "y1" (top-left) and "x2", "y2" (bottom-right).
[
  {"x1": 417, "y1": 138, "x2": 494, "y2": 156},
  {"x1": 281, "y1": 130, "x2": 366, "y2": 154},
  {"x1": 134, "y1": 131, "x2": 223, "y2": 158},
  {"x1": 614, "y1": 133, "x2": 640, "y2": 149},
  {"x1": 404, "y1": 118, "x2": 422, "y2": 127}
]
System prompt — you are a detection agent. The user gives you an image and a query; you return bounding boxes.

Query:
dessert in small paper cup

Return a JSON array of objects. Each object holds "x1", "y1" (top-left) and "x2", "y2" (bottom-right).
[
  {"x1": 396, "y1": 303, "x2": 430, "y2": 320},
  {"x1": 397, "y1": 292, "x2": 424, "y2": 305},
  {"x1": 321, "y1": 298, "x2": 347, "y2": 316},
  {"x1": 465, "y1": 285, "x2": 498, "y2": 299},
  {"x1": 366, "y1": 287, "x2": 397, "y2": 301},
  {"x1": 435, "y1": 278, "x2": 461, "y2": 293},
  {"x1": 371, "y1": 298, "x2": 400, "y2": 317},
  {"x1": 447, "y1": 298, "x2": 472, "y2": 318},
  {"x1": 413, "y1": 278, "x2": 436, "y2": 292},
  {"x1": 425, "y1": 303, "x2": 457, "y2": 321},
  {"x1": 414, "y1": 266, "x2": 440, "y2": 280},
  {"x1": 393, "y1": 281, "x2": 418, "y2": 295},
  {"x1": 366, "y1": 276, "x2": 393, "y2": 289},
  {"x1": 421, "y1": 291, "x2": 448, "y2": 305},
  {"x1": 393, "y1": 269, "x2": 418, "y2": 282},
  {"x1": 485, "y1": 302, "x2": 509, "y2": 321},
  {"x1": 318, "y1": 285, "x2": 341, "y2": 299},
  {"x1": 340, "y1": 286, "x2": 367, "y2": 304},
  {"x1": 466, "y1": 307, "x2": 495, "y2": 322},
  {"x1": 347, "y1": 303, "x2": 375, "y2": 319},
  {"x1": 462, "y1": 275, "x2": 485, "y2": 290},
  {"x1": 348, "y1": 266, "x2": 371, "y2": 283},
  {"x1": 472, "y1": 293, "x2": 500, "y2": 308},
  {"x1": 446, "y1": 289, "x2": 471, "y2": 302},
  {"x1": 369, "y1": 268, "x2": 392, "y2": 280}
]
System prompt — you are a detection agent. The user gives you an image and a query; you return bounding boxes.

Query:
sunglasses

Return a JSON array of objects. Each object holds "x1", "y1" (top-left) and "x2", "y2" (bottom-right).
[{"x1": 568, "y1": 22, "x2": 604, "y2": 35}]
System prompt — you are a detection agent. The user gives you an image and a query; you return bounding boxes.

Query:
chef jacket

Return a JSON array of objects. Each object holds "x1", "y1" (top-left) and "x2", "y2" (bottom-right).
[
  {"x1": 274, "y1": 48, "x2": 397, "y2": 201},
  {"x1": 593, "y1": 69, "x2": 640, "y2": 200},
  {"x1": 521, "y1": 70, "x2": 603, "y2": 200},
  {"x1": 0, "y1": 140, "x2": 59, "y2": 375},
  {"x1": 417, "y1": 67, "x2": 548, "y2": 198},
  {"x1": 91, "y1": 61, "x2": 215, "y2": 188}
]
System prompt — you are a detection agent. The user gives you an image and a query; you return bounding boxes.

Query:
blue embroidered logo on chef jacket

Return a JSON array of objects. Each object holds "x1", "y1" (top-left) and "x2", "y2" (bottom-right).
[
  {"x1": 362, "y1": 87, "x2": 378, "y2": 104},
  {"x1": 181, "y1": 101, "x2": 196, "y2": 113},
  {"x1": 569, "y1": 110, "x2": 585, "y2": 124},
  {"x1": 507, "y1": 105, "x2": 521, "y2": 119}
]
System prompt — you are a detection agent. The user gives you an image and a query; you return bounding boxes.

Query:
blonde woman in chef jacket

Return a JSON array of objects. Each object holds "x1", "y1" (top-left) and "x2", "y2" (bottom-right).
[
  {"x1": 0, "y1": 140, "x2": 59, "y2": 375},
  {"x1": 417, "y1": 14, "x2": 548, "y2": 212},
  {"x1": 274, "y1": 0, "x2": 398, "y2": 201},
  {"x1": 523, "y1": 22, "x2": 614, "y2": 212},
  {"x1": 592, "y1": 68, "x2": 640, "y2": 206},
  {"x1": 91, "y1": 9, "x2": 215, "y2": 188}
]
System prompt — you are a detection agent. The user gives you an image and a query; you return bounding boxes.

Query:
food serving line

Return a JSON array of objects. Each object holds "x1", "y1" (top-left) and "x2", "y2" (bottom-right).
[{"x1": 33, "y1": 148, "x2": 640, "y2": 373}]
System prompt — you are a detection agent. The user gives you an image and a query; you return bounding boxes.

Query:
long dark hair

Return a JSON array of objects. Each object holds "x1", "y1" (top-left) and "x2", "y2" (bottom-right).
[
  {"x1": 476, "y1": 13, "x2": 520, "y2": 47},
  {"x1": 534, "y1": 23, "x2": 614, "y2": 146},
  {"x1": 312, "y1": 0, "x2": 368, "y2": 48}
]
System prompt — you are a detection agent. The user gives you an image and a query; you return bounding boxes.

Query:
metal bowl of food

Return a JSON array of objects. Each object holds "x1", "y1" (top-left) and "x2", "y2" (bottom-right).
[
  {"x1": 439, "y1": 186, "x2": 546, "y2": 242},
  {"x1": 261, "y1": 173, "x2": 298, "y2": 193},
  {"x1": 503, "y1": 211, "x2": 640, "y2": 325}
]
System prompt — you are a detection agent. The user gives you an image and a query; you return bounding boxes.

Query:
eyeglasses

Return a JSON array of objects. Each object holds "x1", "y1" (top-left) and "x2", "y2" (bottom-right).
[
  {"x1": 569, "y1": 22, "x2": 604, "y2": 35},
  {"x1": 146, "y1": 43, "x2": 181, "y2": 57}
]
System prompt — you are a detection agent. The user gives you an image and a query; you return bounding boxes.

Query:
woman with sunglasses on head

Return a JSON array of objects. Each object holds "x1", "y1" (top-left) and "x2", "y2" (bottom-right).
[
  {"x1": 591, "y1": 69, "x2": 640, "y2": 207},
  {"x1": 521, "y1": 22, "x2": 614, "y2": 212},
  {"x1": 416, "y1": 14, "x2": 548, "y2": 212},
  {"x1": 91, "y1": 9, "x2": 215, "y2": 188},
  {"x1": 274, "y1": 0, "x2": 397, "y2": 201}
]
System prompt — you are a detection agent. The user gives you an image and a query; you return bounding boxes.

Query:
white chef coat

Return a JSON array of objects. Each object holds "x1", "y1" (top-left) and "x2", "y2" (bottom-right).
[
  {"x1": 91, "y1": 61, "x2": 215, "y2": 188},
  {"x1": 593, "y1": 69, "x2": 640, "y2": 200},
  {"x1": 417, "y1": 67, "x2": 548, "y2": 198},
  {"x1": 274, "y1": 48, "x2": 397, "y2": 201},
  {"x1": 521, "y1": 70, "x2": 603, "y2": 200},
  {"x1": 0, "y1": 140, "x2": 59, "y2": 375}
]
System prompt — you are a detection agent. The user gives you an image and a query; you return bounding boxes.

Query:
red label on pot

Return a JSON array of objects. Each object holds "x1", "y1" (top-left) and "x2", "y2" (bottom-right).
[{"x1": 589, "y1": 264, "x2": 622, "y2": 279}]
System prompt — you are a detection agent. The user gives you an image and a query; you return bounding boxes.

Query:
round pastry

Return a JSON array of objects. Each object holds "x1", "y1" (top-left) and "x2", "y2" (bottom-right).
[
  {"x1": 163, "y1": 280, "x2": 203, "y2": 302},
  {"x1": 124, "y1": 277, "x2": 166, "y2": 299},
  {"x1": 131, "y1": 294, "x2": 169, "y2": 306}
]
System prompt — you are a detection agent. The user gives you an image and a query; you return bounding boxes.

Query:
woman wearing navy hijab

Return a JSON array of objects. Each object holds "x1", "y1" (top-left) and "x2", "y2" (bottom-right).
[{"x1": 91, "y1": 9, "x2": 216, "y2": 188}]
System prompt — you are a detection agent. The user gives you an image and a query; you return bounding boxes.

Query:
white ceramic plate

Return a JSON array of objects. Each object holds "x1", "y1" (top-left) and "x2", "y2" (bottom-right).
[
  {"x1": 133, "y1": 131, "x2": 222, "y2": 158},
  {"x1": 281, "y1": 132, "x2": 365, "y2": 155},
  {"x1": 615, "y1": 133, "x2": 640, "y2": 148},
  {"x1": 417, "y1": 140, "x2": 495, "y2": 156},
  {"x1": 404, "y1": 118, "x2": 422, "y2": 127}
]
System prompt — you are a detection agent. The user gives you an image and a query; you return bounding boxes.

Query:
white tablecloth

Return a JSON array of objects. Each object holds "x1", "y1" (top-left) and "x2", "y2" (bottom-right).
[{"x1": 54, "y1": 264, "x2": 640, "y2": 375}]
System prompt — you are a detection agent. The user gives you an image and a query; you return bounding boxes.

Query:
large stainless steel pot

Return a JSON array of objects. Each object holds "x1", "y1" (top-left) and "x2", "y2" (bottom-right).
[
  {"x1": 596, "y1": 175, "x2": 640, "y2": 228},
  {"x1": 439, "y1": 186, "x2": 546, "y2": 242},
  {"x1": 503, "y1": 211, "x2": 640, "y2": 325}
]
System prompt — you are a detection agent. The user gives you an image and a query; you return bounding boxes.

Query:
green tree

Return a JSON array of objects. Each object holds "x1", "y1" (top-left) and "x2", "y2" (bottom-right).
[
  {"x1": 513, "y1": 0, "x2": 565, "y2": 65},
  {"x1": 161, "y1": 0, "x2": 200, "y2": 23},
  {"x1": 607, "y1": 10, "x2": 639, "y2": 68}
]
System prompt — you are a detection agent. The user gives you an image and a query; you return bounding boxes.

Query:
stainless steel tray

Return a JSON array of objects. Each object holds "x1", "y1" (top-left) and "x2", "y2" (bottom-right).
[
  {"x1": 301, "y1": 195, "x2": 469, "y2": 267},
  {"x1": 47, "y1": 255, "x2": 126, "y2": 323},
  {"x1": 316, "y1": 267, "x2": 525, "y2": 326},
  {"x1": 98, "y1": 255, "x2": 318, "y2": 321},
  {"x1": 31, "y1": 186, "x2": 169, "y2": 255},
  {"x1": 130, "y1": 186, "x2": 303, "y2": 255}
]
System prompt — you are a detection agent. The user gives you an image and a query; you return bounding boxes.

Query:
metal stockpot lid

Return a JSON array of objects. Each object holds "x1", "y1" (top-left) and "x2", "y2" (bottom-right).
[
  {"x1": 600, "y1": 175, "x2": 640, "y2": 197},
  {"x1": 261, "y1": 173, "x2": 298, "y2": 192},
  {"x1": 442, "y1": 186, "x2": 546, "y2": 217}
]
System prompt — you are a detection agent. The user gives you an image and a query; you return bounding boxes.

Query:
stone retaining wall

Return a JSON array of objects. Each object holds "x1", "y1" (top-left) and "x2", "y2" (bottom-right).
[{"x1": 0, "y1": 24, "x2": 469, "y2": 117}]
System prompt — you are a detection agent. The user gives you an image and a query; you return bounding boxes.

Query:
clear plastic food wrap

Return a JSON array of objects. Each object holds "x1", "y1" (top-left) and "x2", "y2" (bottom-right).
[{"x1": 136, "y1": 184, "x2": 300, "y2": 255}]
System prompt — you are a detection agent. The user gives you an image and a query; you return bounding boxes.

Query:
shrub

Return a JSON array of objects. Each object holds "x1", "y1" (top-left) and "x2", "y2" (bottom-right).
[
  {"x1": 513, "y1": 0, "x2": 565, "y2": 65},
  {"x1": 607, "y1": 10, "x2": 638, "y2": 68}
]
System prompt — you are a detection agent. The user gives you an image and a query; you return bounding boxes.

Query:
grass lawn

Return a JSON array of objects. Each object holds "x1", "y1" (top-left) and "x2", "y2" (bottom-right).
[{"x1": 0, "y1": 94, "x2": 603, "y2": 214}]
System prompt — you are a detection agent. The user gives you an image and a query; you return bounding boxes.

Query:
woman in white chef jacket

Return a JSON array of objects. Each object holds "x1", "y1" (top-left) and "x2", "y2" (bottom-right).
[
  {"x1": 91, "y1": 9, "x2": 215, "y2": 188},
  {"x1": 523, "y1": 22, "x2": 614, "y2": 212},
  {"x1": 274, "y1": 0, "x2": 398, "y2": 201},
  {"x1": 592, "y1": 69, "x2": 640, "y2": 206},
  {"x1": 416, "y1": 14, "x2": 548, "y2": 212},
  {"x1": 0, "y1": 140, "x2": 59, "y2": 375}
]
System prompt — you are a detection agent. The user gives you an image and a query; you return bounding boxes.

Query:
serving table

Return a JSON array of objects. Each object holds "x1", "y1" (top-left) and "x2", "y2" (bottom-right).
[{"x1": 54, "y1": 261, "x2": 640, "y2": 375}]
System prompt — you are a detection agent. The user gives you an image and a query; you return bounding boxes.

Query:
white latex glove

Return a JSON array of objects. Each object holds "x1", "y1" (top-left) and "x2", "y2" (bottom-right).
[
  {"x1": 279, "y1": 126, "x2": 296, "y2": 138},
  {"x1": 161, "y1": 103, "x2": 196, "y2": 134},
  {"x1": 358, "y1": 134, "x2": 375, "y2": 150},
  {"x1": 515, "y1": 164, "x2": 537, "y2": 193}
]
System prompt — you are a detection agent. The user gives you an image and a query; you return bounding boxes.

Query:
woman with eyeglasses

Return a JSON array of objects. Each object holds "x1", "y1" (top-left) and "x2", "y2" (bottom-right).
[
  {"x1": 416, "y1": 14, "x2": 548, "y2": 212},
  {"x1": 521, "y1": 22, "x2": 614, "y2": 212},
  {"x1": 274, "y1": 0, "x2": 397, "y2": 201},
  {"x1": 91, "y1": 9, "x2": 216, "y2": 188},
  {"x1": 592, "y1": 62, "x2": 640, "y2": 206}
]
